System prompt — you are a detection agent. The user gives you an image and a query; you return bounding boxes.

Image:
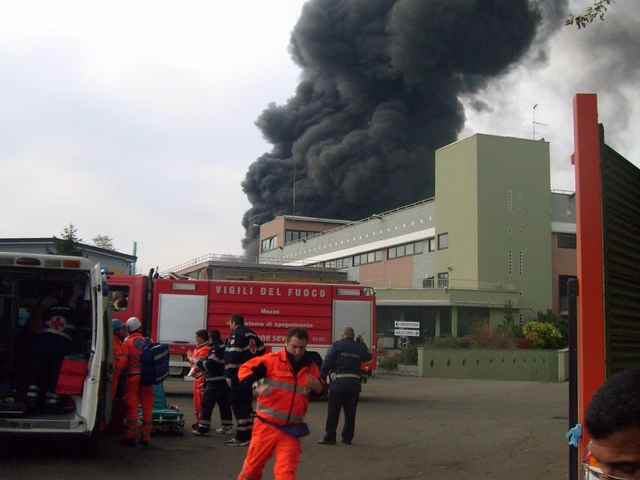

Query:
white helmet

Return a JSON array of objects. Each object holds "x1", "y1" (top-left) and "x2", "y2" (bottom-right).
[{"x1": 126, "y1": 317, "x2": 141, "y2": 332}]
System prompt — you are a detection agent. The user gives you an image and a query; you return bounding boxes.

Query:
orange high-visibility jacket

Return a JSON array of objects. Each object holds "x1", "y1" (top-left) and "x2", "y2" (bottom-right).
[
  {"x1": 114, "y1": 334, "x2": 127, "y2": 375},
  {"x1": 239, "y1": 349, "x2": 321, "y2": 426},
  {"x1": 190, "y1": 343, "x2": 209, "y2": 379},
  {"x1": 122, "y1": 332, "x2": 147, "y2": 376}
]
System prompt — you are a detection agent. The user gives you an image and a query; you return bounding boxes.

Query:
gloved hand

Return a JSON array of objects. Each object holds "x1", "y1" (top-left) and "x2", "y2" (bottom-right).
[
  {"x1": 565, "y1": 424, "x2": 582, "y2": 448},
  {"x1": 226, "y1": 378, "x2": 232, "y2": 387}
]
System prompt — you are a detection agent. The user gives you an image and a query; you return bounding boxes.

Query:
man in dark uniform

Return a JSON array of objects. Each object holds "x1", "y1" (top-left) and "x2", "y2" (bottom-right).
[
  {"x1": 223, "y1": 313, "x2": 265, "y2": 446},
  {"x1": 192, "y1": 329, "x2": 233, "y2": 436},
  {"x1": 318, "y1": 327, "x2": 372, "y2": 445},
  {"x1": 26, "y1": 288, "x2": 82, "y2": 414}
]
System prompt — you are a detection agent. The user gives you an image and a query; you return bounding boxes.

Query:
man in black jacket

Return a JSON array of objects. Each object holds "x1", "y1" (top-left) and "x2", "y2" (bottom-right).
[
  {"x1": 223, "y1": 313, "x2": 265, "y2": 446},
  {"x1": 318, "y1": 327, "x2": 372, "y2": 445},
  {"x1": 192, "y1": 329, "x2": 233, "y2": 436}
]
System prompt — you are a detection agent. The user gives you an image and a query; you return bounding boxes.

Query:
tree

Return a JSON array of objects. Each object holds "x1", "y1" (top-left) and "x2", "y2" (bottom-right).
[
  {"x1": 92, "y1": 234, "x2": 115, "y2": 251},
  {"x1": 566, "y1": 0, "x2": 614, "y2": 29},
  {"x1": 48, "y1": 223, "x2": 84, "y2": 257},
  {"x1": 500, "y1": 300, "x2": 518, "y2": 338}
]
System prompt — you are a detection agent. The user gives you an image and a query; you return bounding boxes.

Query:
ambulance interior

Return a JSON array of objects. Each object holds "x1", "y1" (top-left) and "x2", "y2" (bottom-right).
[{"x1": 0, "y1": 269, "x2": 95, "y2": 421}]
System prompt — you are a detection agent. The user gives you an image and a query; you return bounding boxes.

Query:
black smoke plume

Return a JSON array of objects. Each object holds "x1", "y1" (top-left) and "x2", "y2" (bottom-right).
[{"x1": 241, "y1": 0, "x2": 565, "y2": 255}]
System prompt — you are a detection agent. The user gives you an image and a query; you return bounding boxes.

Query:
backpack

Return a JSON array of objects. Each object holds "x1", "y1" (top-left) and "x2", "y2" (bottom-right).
[{"x1": 140, "y1": 338, "x2": 170, "y2": 386}]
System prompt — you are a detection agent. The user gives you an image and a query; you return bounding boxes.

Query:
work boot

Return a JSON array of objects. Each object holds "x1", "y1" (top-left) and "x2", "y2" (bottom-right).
[
  {"x1": 25, "y1": 385, "x2": 40, "y2": 412},
  {"x1": 139, "y1": 438, "x2": 150, "y2": 446},
  {"x1": 192, "y1": 426, "x2": 210, "y2": 436},
  {"x1": 119, "y1": 438, "x2": 136, "y2": 447}
]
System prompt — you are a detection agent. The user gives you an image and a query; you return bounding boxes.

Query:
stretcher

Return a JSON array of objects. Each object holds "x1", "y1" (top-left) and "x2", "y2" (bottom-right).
[{"x1": 148, "y1": 382, "x2": 185, "y2": 436}]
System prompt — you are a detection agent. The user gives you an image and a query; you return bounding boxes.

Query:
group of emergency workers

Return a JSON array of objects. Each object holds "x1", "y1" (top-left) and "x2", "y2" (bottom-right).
[
  {"x1": 109, "y1": 310, "x2": 371, "y2": 480},
  {"x1": 183, "y1": 314, "x2": 371, "y2": 480}
]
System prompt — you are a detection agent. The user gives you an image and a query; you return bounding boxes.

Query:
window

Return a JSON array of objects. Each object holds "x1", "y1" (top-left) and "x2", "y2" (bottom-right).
[
  {"x1": 261, "y1": 236, "x2": 277, "y2": 253},
  {"x1": 437, "y1": 272, "x2": 449, "y2": 288},
  {"x1": 508, "y1": 250, "x2": 513, "y2": 274},
  {"x1": 110, "y1": 287, "x2": 130, "y2": 312},
  {"x1": 427, "y1": 238, "x2": 436, "y2": 252},
  {"x1": 508, "y1": 188, "x2": 513, "y2": 212},
  {"x1": 387, "y1": 241, "x2": 424, "y2": 260},
  {"x1": 558, "y1": 233, "x2": 576, "y2": 249},
  {"x1": 438, "y1": 233, "x2": 448, "y2": 250}
]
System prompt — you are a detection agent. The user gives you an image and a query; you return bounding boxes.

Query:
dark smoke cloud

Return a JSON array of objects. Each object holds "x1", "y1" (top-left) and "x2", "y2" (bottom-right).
[{"x1": 241, "y1": 0, "x2": 564, "y2": 254}]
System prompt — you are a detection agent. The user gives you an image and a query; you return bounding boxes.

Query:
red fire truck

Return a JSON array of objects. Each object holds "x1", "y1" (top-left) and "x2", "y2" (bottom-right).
[{"x1": 107, "y1": 275, "x2": 376, "y2": 378}]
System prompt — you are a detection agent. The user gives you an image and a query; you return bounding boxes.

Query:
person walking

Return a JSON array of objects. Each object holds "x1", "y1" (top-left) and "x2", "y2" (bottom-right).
[
  {"x1": 318, "y1": 327, "x2": 372, "y2": 446},
  {"x1": 224, "y1": 313, "x2": 265, "y2": 446},
  {"x1": 192, "y1": 329, "x2": 233, "y2": 436},
  {"x1": 187, "y1": 329, "x2": 209, "y2": 430},
  {"x1": 236, "y1": 327, "x2": 324, "y2": 480},
  {"x1": 120, "y1": 316, "x2": 154, "y2": 446}
]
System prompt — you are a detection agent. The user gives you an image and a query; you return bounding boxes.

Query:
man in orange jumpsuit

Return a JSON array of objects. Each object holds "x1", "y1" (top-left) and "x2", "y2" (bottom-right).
[
  {"x1": 120, "y1": 316, "x2": 154, "y2": 446},
  {"x1": 187, "y1": 329, "x2": 210, "y2": 430},
  {"x1": 236, "y1": 327, "x2": 324, "y2": 480},
  {"x1": 112, "y1": 319, "x2": 128, "y2": 399}
]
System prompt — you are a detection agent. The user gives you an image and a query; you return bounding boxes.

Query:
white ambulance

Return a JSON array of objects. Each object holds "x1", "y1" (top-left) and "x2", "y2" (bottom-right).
[{"x1": 0, "y1": 252, "x2": 112, "y2": 453}]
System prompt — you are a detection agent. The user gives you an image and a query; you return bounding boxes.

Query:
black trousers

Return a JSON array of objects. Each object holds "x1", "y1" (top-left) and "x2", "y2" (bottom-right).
[
  {"x1": 323, "y1": 390, "x2": 360, "y2": 443},
  {"x1": 230, "y1": 382, "x2": 254, "y2": 441},
  {"x1": 200, "y1": 381, "x2": 232, "y2": 428},
  {"x1": 31, "y1": 333, "x2": 72, "y2": 395}
]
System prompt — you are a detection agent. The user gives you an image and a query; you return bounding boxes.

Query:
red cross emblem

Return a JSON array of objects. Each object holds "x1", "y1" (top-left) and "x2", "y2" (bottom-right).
[
  {"x1": 49, "y1": 316, "x2": 66, "y2": 330},
  {"x1": 249, "y1": 339, "x2": 257, "y2": 355}
]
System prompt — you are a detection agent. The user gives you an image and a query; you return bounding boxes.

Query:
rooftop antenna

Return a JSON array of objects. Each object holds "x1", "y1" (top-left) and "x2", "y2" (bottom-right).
[{"x1": 533, "y1": 104, "x2": 546, "y2": 140}]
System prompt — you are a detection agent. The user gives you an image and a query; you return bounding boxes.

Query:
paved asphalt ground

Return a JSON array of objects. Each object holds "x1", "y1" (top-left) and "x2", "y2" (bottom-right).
[{"x1": 1, "y1": 374, "x2": 570, "y2": 479}]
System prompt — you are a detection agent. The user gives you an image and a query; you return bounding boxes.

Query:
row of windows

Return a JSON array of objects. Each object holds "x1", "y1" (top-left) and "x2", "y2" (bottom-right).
[
  {"x1": 285, "y1": 230, "x2": 317, "y2": 244},
  {"x1": 324, "y1": 258, "x2": 351, "y2": 269},
  {"x1": 353, "y1": 250, "x2": 382, "y2": 266},
  {"x1": 320, "y1": 235, "x2": 448, "y2": 269},
  {"x1": 388, "y1": 241, "x2": 424, "y2": 259}
]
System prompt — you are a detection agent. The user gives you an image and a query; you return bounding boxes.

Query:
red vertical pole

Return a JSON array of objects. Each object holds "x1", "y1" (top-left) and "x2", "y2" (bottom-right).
[{"x1": 571, "y1": 94, "x2": 606, "y2": 458}]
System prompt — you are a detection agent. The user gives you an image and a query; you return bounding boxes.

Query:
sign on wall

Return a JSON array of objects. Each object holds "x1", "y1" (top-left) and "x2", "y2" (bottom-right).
[
  {"x1": 394, "y1": 321, "x2": 420, "y2": 329},
  {"x1": 394, "y1": 329, "x2": 420, "y2": 337}
]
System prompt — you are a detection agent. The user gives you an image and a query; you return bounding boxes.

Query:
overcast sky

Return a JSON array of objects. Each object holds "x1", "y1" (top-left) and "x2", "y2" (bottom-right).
[{"x1": 1, "y1": 0, "x2": 639, "y2": 274}]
